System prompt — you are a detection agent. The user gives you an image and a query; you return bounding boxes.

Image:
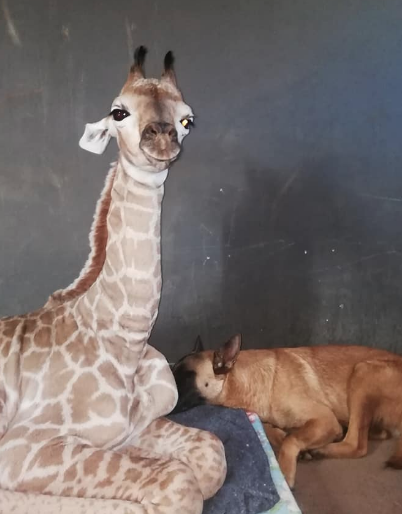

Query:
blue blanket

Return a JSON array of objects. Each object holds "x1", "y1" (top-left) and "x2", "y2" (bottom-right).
[{"x1": 168, "y1": 405, "x2": 280, "y2": 514}]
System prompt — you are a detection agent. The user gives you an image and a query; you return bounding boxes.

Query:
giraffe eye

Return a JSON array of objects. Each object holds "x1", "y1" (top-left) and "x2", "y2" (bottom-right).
[
  {"x1": 111, "y1": 109, "x2": 130, "y2": 121},
  {"x1": 180, "y1": 118, "x2": 194, "y2": 129}
]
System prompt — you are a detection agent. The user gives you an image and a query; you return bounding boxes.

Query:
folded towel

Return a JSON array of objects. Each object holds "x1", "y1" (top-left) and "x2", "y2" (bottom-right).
[{"x1": 168, "y1": 405, "x2": 280, "y2": 514}]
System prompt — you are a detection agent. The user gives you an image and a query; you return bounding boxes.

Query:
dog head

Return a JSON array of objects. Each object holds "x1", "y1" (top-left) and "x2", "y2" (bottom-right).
[{"x1": 171, "y1": 334, "x2": 242, "y2": 413}]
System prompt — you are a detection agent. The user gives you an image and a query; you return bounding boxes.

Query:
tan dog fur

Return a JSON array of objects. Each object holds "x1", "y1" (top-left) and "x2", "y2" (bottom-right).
[{"x1": 172, "y1": 335, "x2": 402, "y2": 488}]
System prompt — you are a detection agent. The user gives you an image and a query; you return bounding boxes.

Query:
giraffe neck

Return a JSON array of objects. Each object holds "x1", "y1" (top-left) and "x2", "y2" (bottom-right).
[
  {"x1": 47, "y1": 164, "x2": 117, "y2": 306},
  {"x1": 73, "y1": 158, "x2": 168, "y2": 348}
]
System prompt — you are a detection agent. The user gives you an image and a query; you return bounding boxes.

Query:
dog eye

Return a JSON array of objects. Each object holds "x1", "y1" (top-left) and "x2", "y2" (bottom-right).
[
  {"x1": 205, "y1": 382, "x2": 209, "y2": 387},
  {"x1": 180, "y1": 118, "x2": 194, "y2": 129},
  {"x1": 111, "y1": 109, "x2": 130, "y2": 121}
]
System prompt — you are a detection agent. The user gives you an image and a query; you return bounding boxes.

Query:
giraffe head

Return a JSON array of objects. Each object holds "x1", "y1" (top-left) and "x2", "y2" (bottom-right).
[{"x1": 80, "y1": 46, "x2": 194, "y2": 175}]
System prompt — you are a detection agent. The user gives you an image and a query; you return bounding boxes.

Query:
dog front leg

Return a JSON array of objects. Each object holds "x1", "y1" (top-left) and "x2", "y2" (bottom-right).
[
  {"x1": 278, "y1": 414, "x2": 342, "y2": 489},
  {"x1": 262, "y1": 423, "x2": 286, "y2": 453}
]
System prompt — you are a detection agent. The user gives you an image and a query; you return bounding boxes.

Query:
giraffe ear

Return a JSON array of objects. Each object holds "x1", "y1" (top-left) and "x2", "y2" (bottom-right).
[
  {"x1": 79, "y1": 116, "x2": 114, "y2": 154},
  {"x1": 161, "y1": 51, "x2": 177, "y2": 87}
]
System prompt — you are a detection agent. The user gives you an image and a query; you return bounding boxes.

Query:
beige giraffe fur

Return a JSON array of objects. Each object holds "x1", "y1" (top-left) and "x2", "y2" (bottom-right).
[{"x1": 0, "y1": 47, "x2": 227, "y2": 514}]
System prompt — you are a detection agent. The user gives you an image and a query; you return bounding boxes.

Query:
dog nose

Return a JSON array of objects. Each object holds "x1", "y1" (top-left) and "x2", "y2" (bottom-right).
[{"x1": 142, "y1": 122, "x2": 177, "y2": 142}]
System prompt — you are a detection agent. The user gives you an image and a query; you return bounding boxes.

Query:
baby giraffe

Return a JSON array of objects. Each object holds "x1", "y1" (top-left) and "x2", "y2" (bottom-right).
[{"x1": 0, "y1": 48, "x2": 226, "y2": 514}]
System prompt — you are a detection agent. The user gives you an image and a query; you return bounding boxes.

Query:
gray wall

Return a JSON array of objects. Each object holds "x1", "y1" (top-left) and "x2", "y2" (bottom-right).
[{"x1": 1, "y1": 0, "x2": 402, "y2": 361}]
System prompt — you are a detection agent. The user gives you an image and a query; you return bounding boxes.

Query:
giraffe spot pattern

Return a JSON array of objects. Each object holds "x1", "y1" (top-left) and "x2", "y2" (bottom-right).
[{"x1": 0, "y1": 74, "x2": 227, "y2": 509}]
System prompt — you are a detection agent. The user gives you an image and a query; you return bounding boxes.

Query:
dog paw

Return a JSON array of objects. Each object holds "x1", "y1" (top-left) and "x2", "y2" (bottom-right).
[
  {"x1": 284, "y1": 476, "x2": 296, "y2": 491},
  {"x1": 298, "y1": 451, "x2": 313, "y2": 461},
  {"x1": 309, "y1": 449, "x2": 327, "y2": 460}
]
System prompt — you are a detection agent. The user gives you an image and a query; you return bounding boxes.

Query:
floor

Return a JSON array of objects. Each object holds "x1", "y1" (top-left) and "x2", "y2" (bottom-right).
[{"x1": 294, "y1": 440, "x2": 402, "y2": 514}]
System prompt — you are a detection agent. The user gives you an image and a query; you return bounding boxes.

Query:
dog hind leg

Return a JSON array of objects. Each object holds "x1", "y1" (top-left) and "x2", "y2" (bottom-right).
[{"x1": 313, "y1": 361, "x2": 382, "y2": 460}]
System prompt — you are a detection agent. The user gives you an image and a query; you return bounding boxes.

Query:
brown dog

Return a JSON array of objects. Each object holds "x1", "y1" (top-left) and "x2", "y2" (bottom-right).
[{"x1": 172, "y1": 334, "x2": 402, "y2": 488}]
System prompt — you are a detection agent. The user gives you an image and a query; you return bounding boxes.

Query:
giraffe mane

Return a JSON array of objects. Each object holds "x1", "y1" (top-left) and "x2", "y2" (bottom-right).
[{"x1": 45, "y1": 163, "x2": 117, "y2": 306}]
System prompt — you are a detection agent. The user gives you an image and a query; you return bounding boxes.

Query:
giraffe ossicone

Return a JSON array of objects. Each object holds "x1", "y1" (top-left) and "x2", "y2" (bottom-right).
[{"x1": 0, "y1": 46, "x2": 226, "y2": 514}]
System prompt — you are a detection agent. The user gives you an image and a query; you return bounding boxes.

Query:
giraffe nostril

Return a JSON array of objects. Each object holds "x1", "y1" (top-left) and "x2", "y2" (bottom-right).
[
  {"x1": 143, "y1": 123, "x2": 162, "y2": 140},
  {"x1": 168, "y1": 127, "x2": 177, "y2": 140}
]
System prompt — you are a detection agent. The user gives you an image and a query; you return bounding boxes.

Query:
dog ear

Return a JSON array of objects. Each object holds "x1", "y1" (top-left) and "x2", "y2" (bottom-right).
[
  {"x1": 213, "y1": 333, "x2": 242, "y2": 375},
  {"x1": 193, "y1": 335, "x2": 204, "y2": 353}
]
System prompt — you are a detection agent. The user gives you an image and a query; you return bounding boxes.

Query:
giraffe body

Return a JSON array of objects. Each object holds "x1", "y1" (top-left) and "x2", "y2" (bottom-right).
[{"x1": 0, "y1": 48, "x2": 226, "y2": 513}]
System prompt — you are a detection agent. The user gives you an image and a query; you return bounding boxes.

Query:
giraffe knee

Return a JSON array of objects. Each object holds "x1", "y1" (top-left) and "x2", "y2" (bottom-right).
[
  {"x1": 142, "y1": 460, "x2": 203, "y2": 514},
  {"x1": 173, "y1": 465, "x2": 204, "y2": 514},
  {"x1": 163, "y1": 460, "x2": 204, "y2": 514},
  {"x1": 187, "y1": 431, "x2": 227, "y2": 500},
  {"x1": 203, "y1": 433, "x2": 227, "y2": 498}
]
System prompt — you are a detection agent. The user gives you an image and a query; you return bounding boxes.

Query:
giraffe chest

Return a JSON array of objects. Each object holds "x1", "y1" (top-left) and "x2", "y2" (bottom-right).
[
  {"x1": 12, "y1": 328, "x2": 141, "y2": 447},
  {"x1": 16, "y1": 348, "x2": 137, "y2": 448},
  {"x1": 1, "y1": 312, "x2": 171, "y2": 449}
]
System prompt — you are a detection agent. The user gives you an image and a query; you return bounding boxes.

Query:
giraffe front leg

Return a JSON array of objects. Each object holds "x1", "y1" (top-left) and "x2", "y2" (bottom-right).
[
  {"x1": 128, "y1": 417, "x2": 227, "y2": 500},
  {"x1": 4, "y1": 438, "x2": 203, "y2": 514}
]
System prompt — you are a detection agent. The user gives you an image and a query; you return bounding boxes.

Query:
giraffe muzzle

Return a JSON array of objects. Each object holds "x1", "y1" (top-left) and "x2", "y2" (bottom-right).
[{"x1": 140, "y1": 122, "x2": 181, "y2": 164}]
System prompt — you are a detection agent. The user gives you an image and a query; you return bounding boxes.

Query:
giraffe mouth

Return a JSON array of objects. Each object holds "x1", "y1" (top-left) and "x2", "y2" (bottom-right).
[{"x1": 141, "y1": 146, "x2": 181, "y2": 165}]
